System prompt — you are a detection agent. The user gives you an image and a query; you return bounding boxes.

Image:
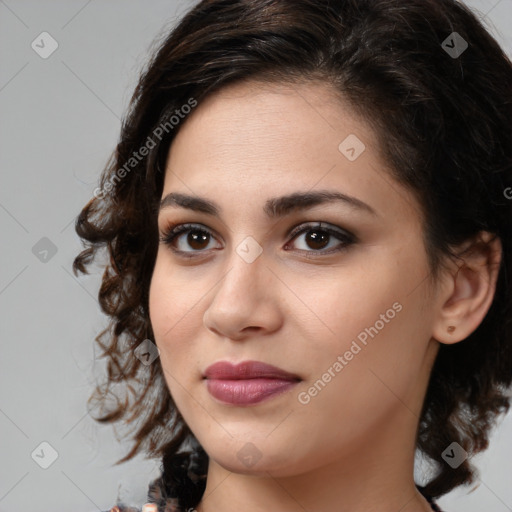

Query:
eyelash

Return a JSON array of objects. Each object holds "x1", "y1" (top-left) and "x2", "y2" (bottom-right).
[{"x1": 159, "y1": 222, "x2": 356, "y2": 259}]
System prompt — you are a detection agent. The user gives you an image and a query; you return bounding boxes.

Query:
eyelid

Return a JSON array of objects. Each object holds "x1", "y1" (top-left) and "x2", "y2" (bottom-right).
[
  {"x1": 159, "y1": 222, "x2": 221, "y2": 249},
  {"x1": 159, "y1": 220, "x2": 356, "y2": 257},
  {"x1": 286, "y1": 221, "x2": 353, "y2": 242}
]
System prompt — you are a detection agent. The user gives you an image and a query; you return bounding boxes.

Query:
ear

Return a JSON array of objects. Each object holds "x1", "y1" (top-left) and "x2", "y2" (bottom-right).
[{"x1": 432, "y1": 232, "x2": 502, "y2": 345}]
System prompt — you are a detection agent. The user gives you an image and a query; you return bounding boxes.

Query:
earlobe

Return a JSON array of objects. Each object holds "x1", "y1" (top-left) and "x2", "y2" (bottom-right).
[{"x1": 432, "y1": 232, "x2": 502, "y2": 345}]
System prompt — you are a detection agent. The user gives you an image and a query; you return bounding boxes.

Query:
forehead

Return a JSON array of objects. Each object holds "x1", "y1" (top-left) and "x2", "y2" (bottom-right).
[
  {"x1": 169, "y1": 78, "x2": 374, "y2": 154},
  {"x1": 162, "y1": 79, "x2": 422, "y2": 227}
]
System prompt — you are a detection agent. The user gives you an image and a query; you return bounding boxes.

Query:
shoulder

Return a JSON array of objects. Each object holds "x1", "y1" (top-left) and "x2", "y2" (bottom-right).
[
  {"x1": 100, "y1": 506, "x2": 141, "y2": 512},
  {"x1": 417, "y1": 486, "x2": 447, "y2": 512},
  {"x1": 427, "y1": 497, "x2": 447, "y2": 512},
  {"x1": 101, "y1": 505, "x2": 157, "y2": 512},
  {"x1": 101, "y1": 475, "x2": 174, "y2": 512}
]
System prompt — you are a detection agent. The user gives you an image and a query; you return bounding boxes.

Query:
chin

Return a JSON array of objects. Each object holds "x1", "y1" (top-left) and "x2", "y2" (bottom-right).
[{"x1": 202, "y1": 434, "x2": 304, "y2": 477}]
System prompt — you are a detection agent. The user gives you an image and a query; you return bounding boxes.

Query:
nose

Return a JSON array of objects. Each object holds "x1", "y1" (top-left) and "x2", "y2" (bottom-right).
[{"x1": 202, "y1": 248, "x2": 282, "y2": 341}]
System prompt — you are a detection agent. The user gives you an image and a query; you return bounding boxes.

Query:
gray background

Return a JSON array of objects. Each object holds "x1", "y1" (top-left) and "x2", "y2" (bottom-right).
[{"x1": 0, "y1": 1, "x2": 511, "y2": 511}]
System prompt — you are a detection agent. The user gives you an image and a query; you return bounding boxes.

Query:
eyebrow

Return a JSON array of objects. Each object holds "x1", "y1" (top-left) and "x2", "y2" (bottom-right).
[{"x1": 159, "y1": 190, "x2": 377, "y2": 219}]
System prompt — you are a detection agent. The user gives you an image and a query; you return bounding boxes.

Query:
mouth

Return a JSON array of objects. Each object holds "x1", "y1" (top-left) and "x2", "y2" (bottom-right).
[{"x1": 202, "y1": 360, "x2": 301, "y2": 406}]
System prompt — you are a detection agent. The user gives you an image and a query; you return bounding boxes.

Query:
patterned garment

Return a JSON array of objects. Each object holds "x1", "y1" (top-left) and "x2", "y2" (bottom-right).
[
  {"x1": 103, "y1": 479, "x2": 446, "y2": 511},
  {"x1": 104, "y1": 500, "x2": 445, "y2": 512}
]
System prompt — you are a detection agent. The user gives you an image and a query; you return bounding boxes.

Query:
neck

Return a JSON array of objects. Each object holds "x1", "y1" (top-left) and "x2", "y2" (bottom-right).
[{"x1": 195, "y1": 406, "x2": 434, "y2": 512}]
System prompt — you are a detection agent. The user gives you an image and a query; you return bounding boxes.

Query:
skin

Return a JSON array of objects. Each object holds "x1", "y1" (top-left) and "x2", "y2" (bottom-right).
[{"x1": 148, "y1": 79, "x2": 502, "y2": 512}]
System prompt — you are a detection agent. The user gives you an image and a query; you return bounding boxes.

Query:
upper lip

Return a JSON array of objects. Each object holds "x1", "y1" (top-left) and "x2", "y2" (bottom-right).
[{"x1": 203, "y1": 360, "x2": 301, "y2": 381}]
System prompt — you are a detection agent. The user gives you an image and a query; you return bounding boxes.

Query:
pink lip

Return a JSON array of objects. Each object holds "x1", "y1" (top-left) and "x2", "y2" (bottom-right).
[{"x1": 203, "y1": 361, "x2": 301, "y2": 406}]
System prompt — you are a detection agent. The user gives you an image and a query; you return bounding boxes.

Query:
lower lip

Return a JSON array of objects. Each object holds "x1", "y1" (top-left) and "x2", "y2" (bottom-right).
[{"x1": 205, "y1": 378, "x2": 299, "y2": 405}]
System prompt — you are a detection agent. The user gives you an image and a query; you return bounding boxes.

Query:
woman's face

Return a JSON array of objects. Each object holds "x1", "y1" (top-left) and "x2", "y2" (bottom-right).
[{"x1": 149, "y1": 79, "x2": 441, "y2": 477}]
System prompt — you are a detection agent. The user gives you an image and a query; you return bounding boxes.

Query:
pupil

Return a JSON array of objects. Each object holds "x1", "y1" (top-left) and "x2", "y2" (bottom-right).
[
  {"x1": 184, "y1": 229, "x2": 330, "y2": 251},
  {"x1": 307, "y1": 230, "x2": 329, "y2": 250},
  {"x1": 189, "y1": 231, "x2": 209, "y2": 250}
]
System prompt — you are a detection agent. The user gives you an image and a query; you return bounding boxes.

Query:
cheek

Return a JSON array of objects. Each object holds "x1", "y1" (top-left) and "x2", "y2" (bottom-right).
[
  {"x1": 149, "y1": 254, "x2": 202, "y2": 330},
  {"x1": 293, "y1": 257, "x2": 430, "y2": 402},
  {"x1": 148, "y1": 257, "x2": 203, "y2": 375},
  {"x1": 290, "y1": 301, "x2": 428, "y2": 464},
  {"x1": 292, "y1": 261, "x2": 408, "y2": 349}
]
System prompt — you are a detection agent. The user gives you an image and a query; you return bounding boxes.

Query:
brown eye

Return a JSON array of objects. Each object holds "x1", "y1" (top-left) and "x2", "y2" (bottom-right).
[
  {"x1": 286, "y1": 222, "x2": 355, "y2": 255},
  {"x1": 185, "y1": 230, "x2": 211, "y2": 250},
  {"x1": 303, "y1": 229, "x2": 330, "y2": 250},
  {"x1": 159, "y1": 223, "x2": 221, "y2": 254},
  {"x1": 159, "y1": 221, "x2": 355, "y2": 259}
]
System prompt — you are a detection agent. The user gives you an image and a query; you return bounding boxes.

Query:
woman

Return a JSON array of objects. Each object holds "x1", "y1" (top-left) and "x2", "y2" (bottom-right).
[{"x1": 73, "y1": 0, "x2": 512, "y2": 511}]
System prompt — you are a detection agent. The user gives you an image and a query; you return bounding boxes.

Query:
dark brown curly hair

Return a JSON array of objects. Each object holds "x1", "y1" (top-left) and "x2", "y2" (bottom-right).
[{"x1": 72, "y1": 0, "x2": 512, "y2": 509}]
